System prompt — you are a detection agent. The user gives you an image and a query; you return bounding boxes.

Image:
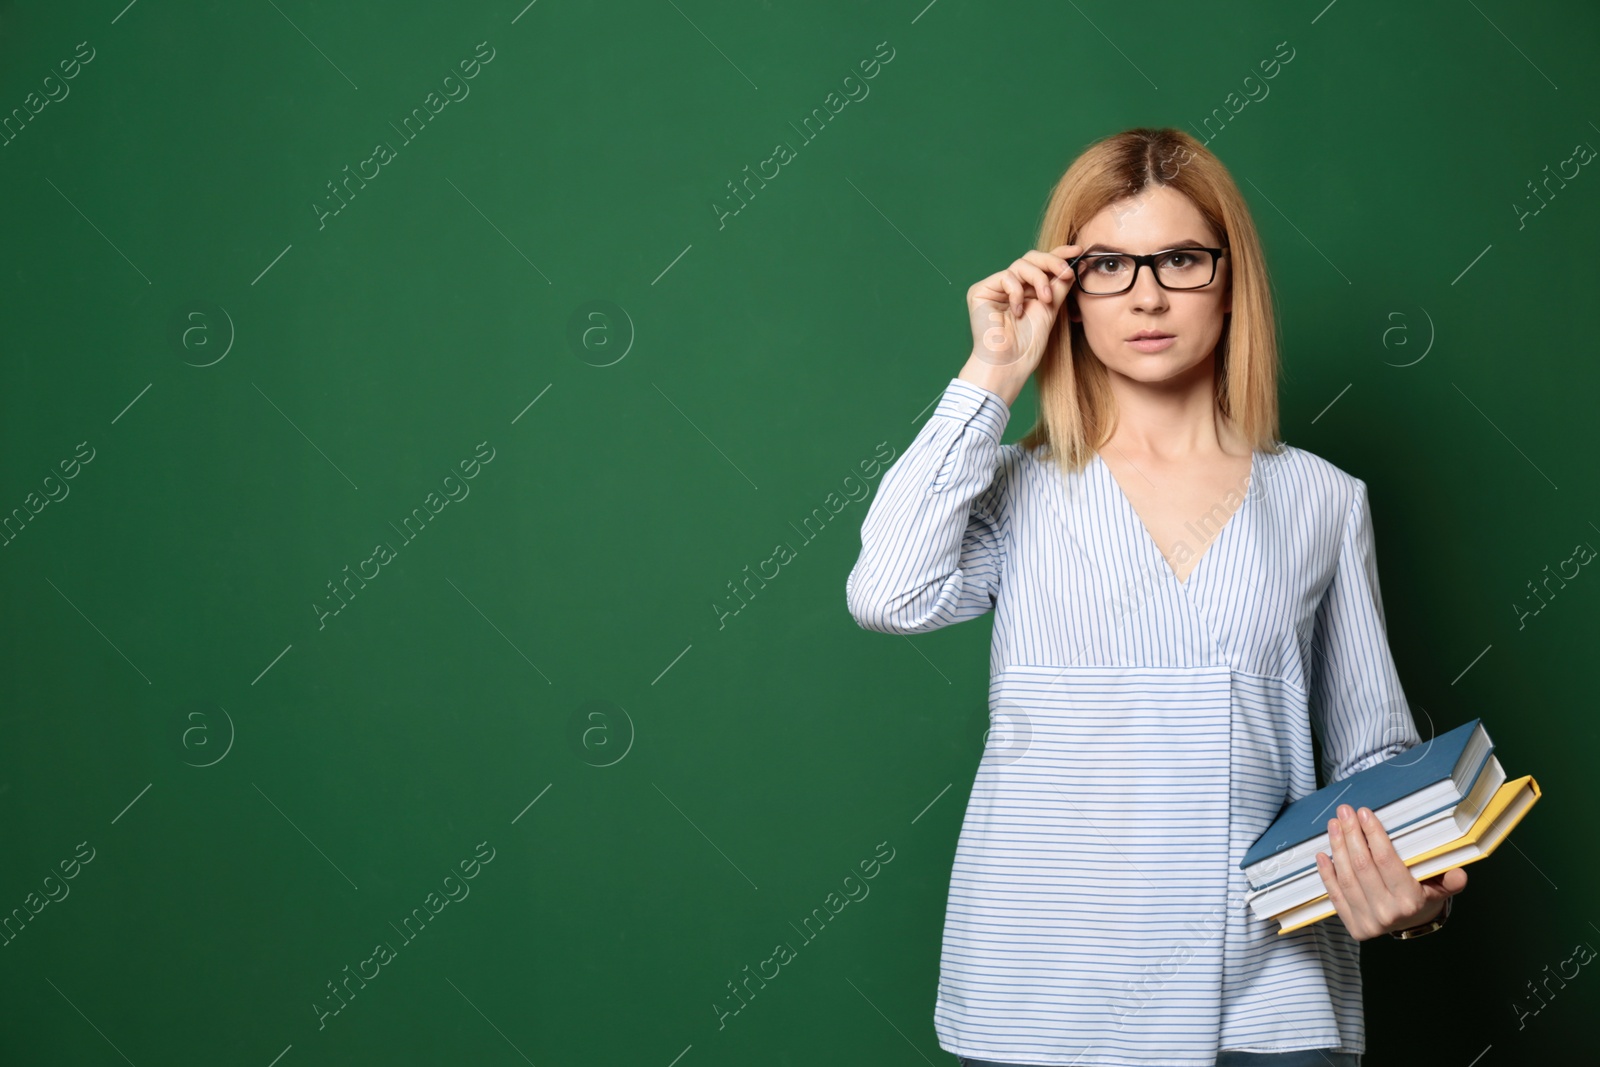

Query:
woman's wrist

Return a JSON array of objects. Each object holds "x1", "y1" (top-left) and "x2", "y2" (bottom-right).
[
  {"x1": 957, "y1": 353, "x2": 1027, "y2": 408},
  {"x1": 1388, "y1": 895, "x2": 1452, "y2": 939}
]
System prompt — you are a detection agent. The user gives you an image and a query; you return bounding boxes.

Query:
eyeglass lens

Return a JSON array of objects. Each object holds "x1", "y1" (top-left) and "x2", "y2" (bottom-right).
[{"x1": 1075, "y1": 249, "x2": 1218, "y2": 294}]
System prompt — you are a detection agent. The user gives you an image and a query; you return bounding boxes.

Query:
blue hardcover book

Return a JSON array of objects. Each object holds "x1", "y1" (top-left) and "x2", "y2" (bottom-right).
[{"x1": 1241, "y1": 718, "x2": 1492, "y2": 883}]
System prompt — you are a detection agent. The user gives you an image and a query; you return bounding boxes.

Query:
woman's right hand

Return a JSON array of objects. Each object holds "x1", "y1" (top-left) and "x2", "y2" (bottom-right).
[{"x1": 963, "y1": 244, "x2": 1081, "y2": 391}]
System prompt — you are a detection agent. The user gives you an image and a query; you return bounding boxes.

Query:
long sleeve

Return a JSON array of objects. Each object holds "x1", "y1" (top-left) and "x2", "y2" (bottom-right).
[
  {"x1": 1307, "y1": 478, "x2": 1422, "y2": 787},
  {"x1": 845, "y1": 377, "x2": 1012, "y2": 635}
]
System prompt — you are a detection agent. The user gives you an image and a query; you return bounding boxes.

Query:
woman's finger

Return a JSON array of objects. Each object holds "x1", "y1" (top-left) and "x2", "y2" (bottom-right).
[
  {"x1": 1021, "y1": 252, "x2": 1076, "y2": 309},
  {"x1": 1031, "y1": 247, "x2": 1078, "y2": 284},
  {"x1": 1325, "y1": 813, "x2": 1370, "y2": 915},
  {"x1": 1337, "y1": 807, "x2": 1397, "y2": 913},
  {"x1": 1012, "y1": 259, "x2": 1056, "y2": 303},
  {"x1": 1314, "y1": 850, "x2": 1350, "y2": 928},
  {"x1": 997, "y1": 270, "x2": 1024, "y2": 313},
  {"x1": 1357, "y1": 808, "x2": 1426, "y2": 903}
]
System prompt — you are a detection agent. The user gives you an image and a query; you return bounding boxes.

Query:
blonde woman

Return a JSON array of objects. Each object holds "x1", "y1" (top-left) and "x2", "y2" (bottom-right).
[{"x1": 846, "y1": 127, "x2": 1465, "y2": 1067}]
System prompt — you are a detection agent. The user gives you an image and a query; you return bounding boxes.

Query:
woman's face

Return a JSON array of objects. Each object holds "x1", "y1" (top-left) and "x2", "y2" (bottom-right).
[{"x1": 1066, "y1": 185, "x2": 1232, "y2": 388}]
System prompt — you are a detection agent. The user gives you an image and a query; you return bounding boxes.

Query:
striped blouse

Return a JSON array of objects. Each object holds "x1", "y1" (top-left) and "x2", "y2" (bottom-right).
[{"x1": 845, "y1": 376, "x2": 1419, "y2": 1065}]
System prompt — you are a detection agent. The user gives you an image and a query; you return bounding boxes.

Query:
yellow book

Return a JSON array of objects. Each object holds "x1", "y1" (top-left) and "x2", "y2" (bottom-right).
[{"x1": 1271, "y1": 775, "x2": 1541, "y2": 935}]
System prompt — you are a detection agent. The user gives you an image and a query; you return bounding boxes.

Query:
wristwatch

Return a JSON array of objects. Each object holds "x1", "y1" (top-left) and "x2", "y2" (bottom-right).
[{"x1": 1389, "y1": 895, "x2": 1452, "y2": 940}]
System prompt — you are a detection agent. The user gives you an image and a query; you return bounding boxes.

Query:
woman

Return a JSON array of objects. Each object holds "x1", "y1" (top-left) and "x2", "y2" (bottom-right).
[{"x1": 845, "y1": 128, "x2": 1466, "y2": 1067}]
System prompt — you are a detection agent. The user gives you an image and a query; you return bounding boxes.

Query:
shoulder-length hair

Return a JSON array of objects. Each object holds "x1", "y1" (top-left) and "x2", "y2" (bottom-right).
[{"x1": 1018, "y1": 127, "x2": 1283, "y2": 473}]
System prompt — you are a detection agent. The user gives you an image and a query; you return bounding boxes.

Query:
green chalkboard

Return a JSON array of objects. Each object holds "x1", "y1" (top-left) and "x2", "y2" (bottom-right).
[{"x1": 1, "y1": 1, "x2": 1596, "y2": 1064}]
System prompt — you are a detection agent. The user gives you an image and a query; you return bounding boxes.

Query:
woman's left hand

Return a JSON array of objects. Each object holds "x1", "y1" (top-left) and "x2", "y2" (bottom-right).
[{"x1": 1315, "y1": 803, "x2": 1468, "y2": 941}]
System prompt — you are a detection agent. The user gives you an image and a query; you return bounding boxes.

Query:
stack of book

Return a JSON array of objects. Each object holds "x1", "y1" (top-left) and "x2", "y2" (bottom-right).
[{"x1": 1241, "y1": 718, "x2": 1541, "y2": 934}]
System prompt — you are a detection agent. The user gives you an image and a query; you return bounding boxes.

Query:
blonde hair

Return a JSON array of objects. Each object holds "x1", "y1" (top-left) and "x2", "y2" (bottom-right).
[{"x1": 1018, "y1": 127, "x2": 1283, "y2": 473}]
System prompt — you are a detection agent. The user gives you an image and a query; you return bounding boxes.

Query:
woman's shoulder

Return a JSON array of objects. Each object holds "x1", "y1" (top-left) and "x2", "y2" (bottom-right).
[{"x1": 1255, "y1": 442, "x2": 1367, "y2": 523}]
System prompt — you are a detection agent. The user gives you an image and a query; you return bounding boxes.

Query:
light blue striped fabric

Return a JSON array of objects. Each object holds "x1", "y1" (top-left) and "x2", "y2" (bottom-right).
[{"x1": 846, "y1": 377, "x2": 1419, "y2": 1066}]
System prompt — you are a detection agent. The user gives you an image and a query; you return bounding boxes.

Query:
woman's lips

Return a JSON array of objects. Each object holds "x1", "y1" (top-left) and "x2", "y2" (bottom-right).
[{"x1": 1127, "y1": 335, "x2": 1176, "y2": 352}]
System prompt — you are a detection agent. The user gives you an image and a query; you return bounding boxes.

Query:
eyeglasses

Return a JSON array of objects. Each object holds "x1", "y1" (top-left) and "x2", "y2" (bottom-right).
[{"x1": 1066, "y1": 246, "x2": 1227, "y2": 295}]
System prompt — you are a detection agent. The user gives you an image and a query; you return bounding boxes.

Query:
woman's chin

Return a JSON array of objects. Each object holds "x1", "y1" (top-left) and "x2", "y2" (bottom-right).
[{"x1": 1102, "y1": 352, "x2": 1208, "y2": 385}]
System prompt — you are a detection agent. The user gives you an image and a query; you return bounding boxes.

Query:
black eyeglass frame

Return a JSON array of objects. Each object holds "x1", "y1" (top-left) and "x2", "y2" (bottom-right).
[{"x1": 1065, "y1": 245, "x2": 1229, "y2": 295}]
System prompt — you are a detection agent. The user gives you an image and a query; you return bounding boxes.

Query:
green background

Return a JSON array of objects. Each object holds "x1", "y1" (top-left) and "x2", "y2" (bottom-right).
[{"x1": 1, "y1": 1, "x2": 1595, "y2": 1063}]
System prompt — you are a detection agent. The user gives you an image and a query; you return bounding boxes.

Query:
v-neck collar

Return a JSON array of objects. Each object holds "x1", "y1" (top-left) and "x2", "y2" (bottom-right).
[{"x1": 1092, "y1": 449, "x2": 1256, "y2": 590}]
